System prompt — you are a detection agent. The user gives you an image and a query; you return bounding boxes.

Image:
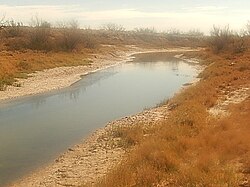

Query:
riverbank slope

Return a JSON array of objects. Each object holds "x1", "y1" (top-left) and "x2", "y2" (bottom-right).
[{"x1": 96, "y1": 50, "x2": 250, "y2": 187}]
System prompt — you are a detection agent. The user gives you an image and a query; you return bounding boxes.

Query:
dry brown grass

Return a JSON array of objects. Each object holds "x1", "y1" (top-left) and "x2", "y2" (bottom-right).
[
  {"x1": 110, "y1": 124, "x2": 145, "y2": 149},
  {"x1": 95, "y1": 44, "x2": 250, "y2": 186},
  {"x1": 0, "y1": 49, "x2": 95, "y2": 90}
]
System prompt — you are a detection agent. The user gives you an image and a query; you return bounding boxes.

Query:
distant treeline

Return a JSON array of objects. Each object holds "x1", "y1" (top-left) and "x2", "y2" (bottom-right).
[
  {"x1": 0, "y1": 16, "x2": 249, "y2": 53},
  {"x1": 0, "y1": 16, "x2": 207, "y2": 52}
]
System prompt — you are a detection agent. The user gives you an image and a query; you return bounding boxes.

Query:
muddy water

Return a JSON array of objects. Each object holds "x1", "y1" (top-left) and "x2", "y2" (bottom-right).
[{"x1": 0, "y1": 55, "x2": 197, "y2": 185}]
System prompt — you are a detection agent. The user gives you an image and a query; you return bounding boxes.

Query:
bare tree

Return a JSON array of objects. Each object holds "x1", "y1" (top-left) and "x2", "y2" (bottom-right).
[
  {"x1": 56, "y1": 20, "x2": 67, "y2": 29},
  {"x1": 232, "y1": 33, "x2": 246, "y2": 53},
  {"x1": 246, "y1": 21, "x2": 250, "y2": 35},
  {"x1": 29, "y1": 16, "x2": 50, "y2": 28},
  {"x1": 166, "y1": 28, "x2": 181, "y2": 36},
  {"x1": 69, "y1": 19, "x2": 79, "y2": 29},
  {"x1": 29, "y1": 16, "x2": 51, "y2": 50},
  {"x1": 134, "y1": 27, "x2": 156, "y2": 34},
  {"x1": 0, "y1": 15, "x2": 7, "y2": 29},
  {"x1": 102, "y1": 23, "x2": 125, "y2": 32},
  {"x1": 187, "y1": 29, "x2": 204, "y2": 37},
  {"x1": 209, "y1": 25, "x2": 233, "y2": 53},
  {"x1": 59, "y1": 20, "x2": 82, "y2": 51},
  {"x1": 5, "y1": 19, "x2": 23, "y2": 37},
  {"x1": 209, "y1": 25, "x2": 246, "y2": 53}
]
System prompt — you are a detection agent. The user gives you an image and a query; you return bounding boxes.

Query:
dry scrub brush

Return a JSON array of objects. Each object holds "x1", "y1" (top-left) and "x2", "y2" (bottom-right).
[
  {"x1": 209, "y1": 25, "x2": 249, "y2": 54},
  {"x1": 95, "y1": 49, "x2": 250, "y2": 187}
]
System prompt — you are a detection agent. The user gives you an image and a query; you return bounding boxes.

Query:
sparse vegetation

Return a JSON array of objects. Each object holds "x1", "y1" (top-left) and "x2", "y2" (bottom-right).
[
  {"x1": 209, "y1": 25, "x2": 248, "y2": 54},
  {"x1": 1, "y1": 13, "x2": 249, "y2": 187},
  {"x1": 0, "y1": 17, "x2": 207, "y2": 90},
  {"x1": 95, "y1": 32, "x2": 250, "y2": 186},
  {"x1": 1, "y1": 16, "x2": 250, "y2": 185},
  {"x1": 0, "y1": 15, "x2": 7, "y2": 29},
  {"x1": 58, "y1": 20, "x2": 82, "y2": 51},
  {"x1": 102, "y1": 23, "x2": 125, "y2": 32},
  {"x1": 4, "y1": 19, "x2": 23, "y2": 38},
  {"x1": 28, "y1": 17, "x2": 51, "y2": 51},
  {"x1": 209, "y1": 25, "x2": 233, "y2": 53},
  {"x1": 246, "y1": 21, "x2": 250, "y2": 35}
]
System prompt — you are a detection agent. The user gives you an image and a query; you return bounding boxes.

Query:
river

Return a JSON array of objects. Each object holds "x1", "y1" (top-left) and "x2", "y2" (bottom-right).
[{"x1": 0, "y1": 53, "x2": 197, "y2": 185}]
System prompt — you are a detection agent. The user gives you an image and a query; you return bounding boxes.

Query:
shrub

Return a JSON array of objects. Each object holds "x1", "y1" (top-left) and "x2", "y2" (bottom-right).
[
  {"x1": 0, "y1": 16, "x2": 7, "y2": 30},
  {"x1": 82, "y1": 35, "x2": 98, "y2": 48},
  {"x1": 111, "y1": 125, "x2": 144, "y2": 148},
  {"x1": 28, "y1": 17, "x2": 51, "y2": 51},
  {"x1": 17, "y1": 60, "x2": 30, "y2": 71},
  {"x1": 246, "y1": 21, "x2": 250, "y2": 35},
  {"x1": 0, "y1": 76, "x2": 14, "y2": 91},
  {"x1": 209, "y1": 25, "x2": 233, "y2": 53},
  {"x1": 187, "y1": 29, "x2": 204, "y2": 37},
  {"x1": 4, "y1": 19, "x2": 23, "y2": 37},
  {"x1": 232, "y1": 34, "x2": 247, "y2": 53},
  {"x1": 29, "y1": 27, "x2": 51, "y2": 50},
  {"x1": 82, "y1": 31, "x2": 99, "y2": 49},
  {"x1": 5, "y1": 37, "x2": 28, "y2": 51},
  {"x1": 209, "y1": 25, "x2": 247, "y2": 54},
  {"x1": 59, "y1": 28, "x2": 81, "y2": 51},
  {"x1": 134, "y1": 27, "x2": 156, "y2": 34},
  {"x1": 58, "y1": 20, "x2": 82, "y2": 51},
  {"x1": 102, "y1": 23, "x2": 125, "y2": 32}
]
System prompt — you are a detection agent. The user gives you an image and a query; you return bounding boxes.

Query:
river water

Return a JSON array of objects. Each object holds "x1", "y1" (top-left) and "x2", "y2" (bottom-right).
[{"x1": 0, "y1": 54, "x2": 197, "y2": 185}]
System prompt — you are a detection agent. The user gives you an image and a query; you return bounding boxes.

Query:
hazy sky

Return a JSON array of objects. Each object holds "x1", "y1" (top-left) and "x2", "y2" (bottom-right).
[{"x1": 0, "y1": 0, "x2": 249, "y2": 33}]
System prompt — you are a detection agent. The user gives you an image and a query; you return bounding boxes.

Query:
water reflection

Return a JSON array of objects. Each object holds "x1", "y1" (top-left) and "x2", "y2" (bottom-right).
[
  {"x1": 170, "y1": 61, "x2": 180, "y2": 72},
  {"x1": 61, "y1": 70, "x2": 118, "y2": 103},
  {"x1": 69, "y1": 90, "x2": 80, "y2": 102},
  {"x1": 31, "y1": 97, "x2": 47, "y2": 109}
]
